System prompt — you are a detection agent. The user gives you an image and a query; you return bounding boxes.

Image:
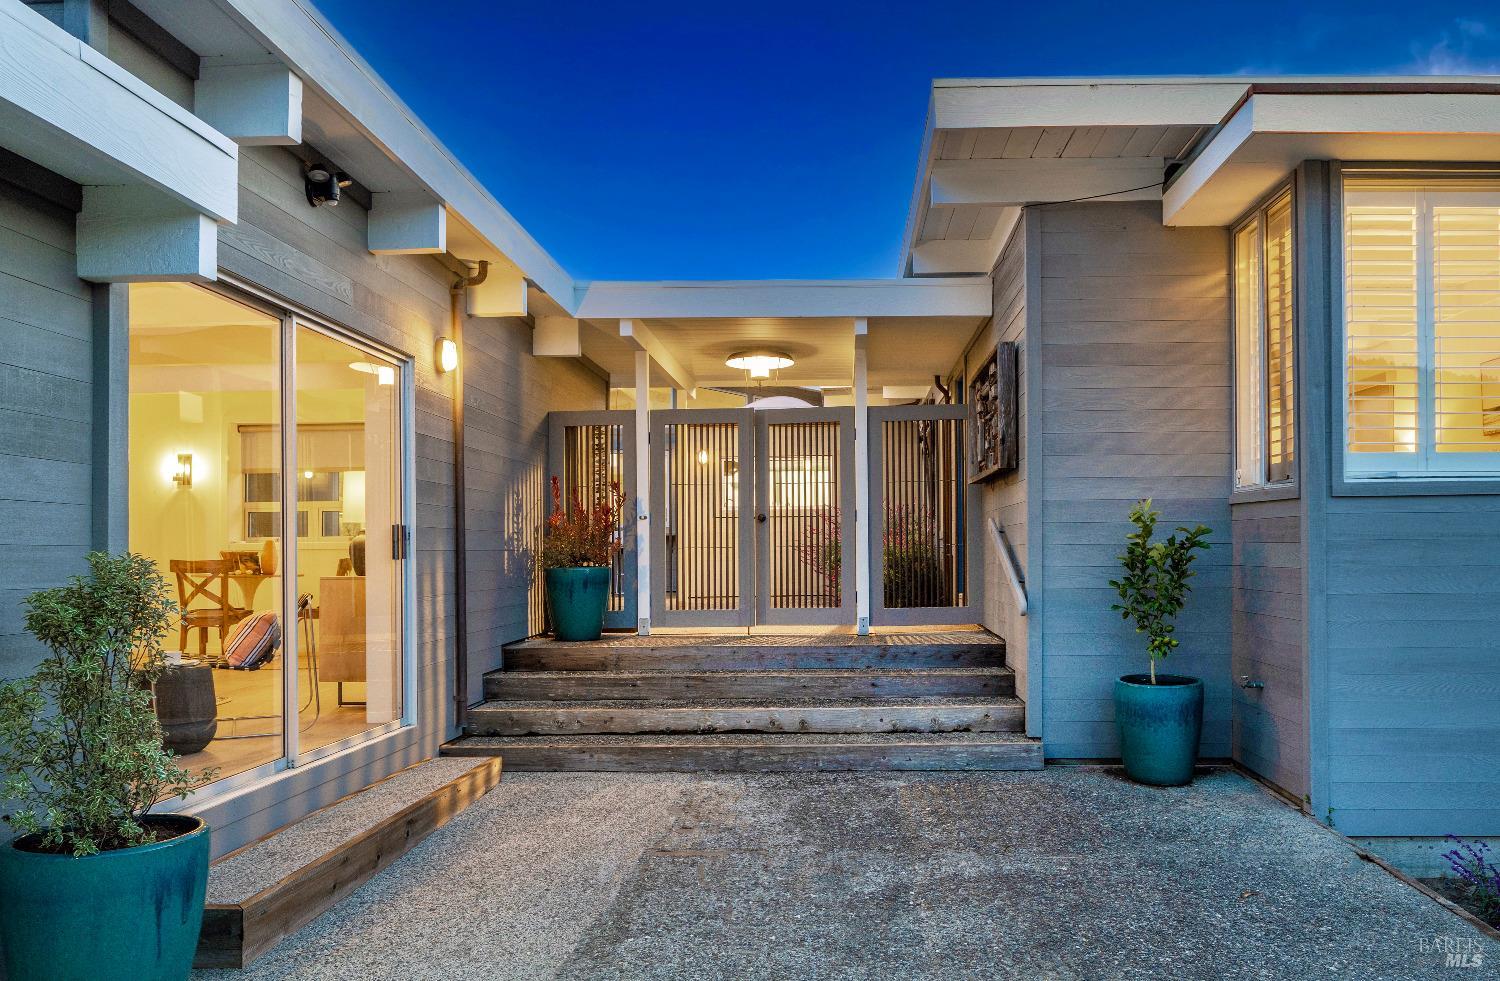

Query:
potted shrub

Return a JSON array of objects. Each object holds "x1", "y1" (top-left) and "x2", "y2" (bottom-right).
[
  {"x1": 542, "y1": 477, "x2": 625, "y2": 641},
  {"x1": 1108, "y1": 500, "x2": 1212, "y2": 787},
  {"x1": 0, "y1": 552, "x2": 216, "y2": 981}
]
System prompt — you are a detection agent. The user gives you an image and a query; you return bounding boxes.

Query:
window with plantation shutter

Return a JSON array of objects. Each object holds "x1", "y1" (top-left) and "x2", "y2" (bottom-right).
[
  {"x1": 1233, "y1": 188, "x2": 1296, "y2": 490},
  {"x1": 1342, "y1": 177, "x2": 1500, "y2": 477}
]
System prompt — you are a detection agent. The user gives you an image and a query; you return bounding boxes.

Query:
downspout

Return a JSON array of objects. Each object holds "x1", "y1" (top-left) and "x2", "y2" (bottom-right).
[{"x1": 450, "y1": 260, "x2": 488, "y2": 733}]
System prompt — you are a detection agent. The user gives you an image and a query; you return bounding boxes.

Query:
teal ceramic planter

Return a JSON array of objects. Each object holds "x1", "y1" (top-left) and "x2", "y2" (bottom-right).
[
  {"x1": 0, "y1": 814, "x2": 210, "y2": 981},
  {"x1": 1114, "y1": 674, "x2": 1203, "y2": 786},
  {"x1": 546, "y1": 566, "x2": 610, "y2": 641}
]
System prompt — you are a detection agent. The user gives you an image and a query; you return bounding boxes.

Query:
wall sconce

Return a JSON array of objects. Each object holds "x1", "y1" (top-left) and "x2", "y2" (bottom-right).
[
  {"x1": 436, "y1": 337, "x2": 458, "y2": 374},
  {"x1": 173, "y1": 453, "x2": 193, "y2": 488}
]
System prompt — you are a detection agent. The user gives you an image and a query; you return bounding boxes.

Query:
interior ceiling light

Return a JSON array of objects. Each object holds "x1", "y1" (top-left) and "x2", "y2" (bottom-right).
[
  {"x1": 349, "y1": 361, "x2": 395, "y2": 386},
  {"x1": 725, "y1": 350, "x2": 794, "y2": 380}
]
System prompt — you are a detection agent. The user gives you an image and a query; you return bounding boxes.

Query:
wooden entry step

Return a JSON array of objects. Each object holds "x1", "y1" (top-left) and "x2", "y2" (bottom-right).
[
  {"x1": 467, "y1": 696, "x2": 1026, "y2": 736},
  {"x1": 502, "y1": 632, "x2": 1005, "y2": 673},
  {"x1": 485, "y1": 666, "x2": 1016, "y2": 701},
  {"x1": 443, "y1": 732, "x2": 1043, "y2": 772},
  {"x1": 194, "y1": 756, "x2": 502, "y2": 969}
]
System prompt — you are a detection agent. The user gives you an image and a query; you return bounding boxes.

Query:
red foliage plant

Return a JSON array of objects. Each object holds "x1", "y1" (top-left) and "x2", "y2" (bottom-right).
[{"x1": 541, "y1": 476, "x2": 626, "y2": 569}]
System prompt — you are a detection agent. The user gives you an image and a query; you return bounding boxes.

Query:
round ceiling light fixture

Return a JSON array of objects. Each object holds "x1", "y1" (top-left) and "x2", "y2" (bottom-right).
[{"x1": 725, "y1": 350, "x2": 794, "y2": 380}]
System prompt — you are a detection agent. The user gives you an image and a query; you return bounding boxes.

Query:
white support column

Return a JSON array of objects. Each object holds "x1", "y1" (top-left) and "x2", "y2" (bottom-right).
[
  {"x1": 852, "y1": 317, "x2": 871, "y2": 635},
  {"x1": 634, "y1": 349, "x2": 651, "y2": 635}
]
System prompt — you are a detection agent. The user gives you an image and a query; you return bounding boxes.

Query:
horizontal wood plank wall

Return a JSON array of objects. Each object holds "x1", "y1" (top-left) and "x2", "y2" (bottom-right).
[
  {"x1": 196, "y1": 145, "x2": 460, "y2": 856},
  {"x1": 1231, "y1": 497, "x2": 1307, "y2": 797},
  {"x1": 0, "y1": 177, "x2": 94, "y2": 681},
  {"x1": 964, "y1": 222, "x2": 1031, "y2": 725},
  {"x1": 462, "y1": 319, "x2": 604, "y2": 704},
  {"x1": 1035, "y1": 202, "x2": 1233, "y2": 758},
  {"x1": 1323, "y1": 495, "x2": 1500, "y2": 834}
]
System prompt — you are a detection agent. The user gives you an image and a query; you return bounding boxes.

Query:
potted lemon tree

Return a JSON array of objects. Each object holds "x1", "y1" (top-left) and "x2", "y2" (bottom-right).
[
  {"x1": 0, "y1": 552, "x2": 216, "y2": 981},
  {"x1": 542, "y1": 477, "x2": 625, "y2": 641},
  {"x1": 1108, "y1": 501, "x2": 1212, "y2": 787}
]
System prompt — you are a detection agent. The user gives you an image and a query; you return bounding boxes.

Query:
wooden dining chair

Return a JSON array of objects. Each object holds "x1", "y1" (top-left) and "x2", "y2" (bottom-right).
[{"x1": 170, "y1": 560, "x2": 251, "y2": 657}]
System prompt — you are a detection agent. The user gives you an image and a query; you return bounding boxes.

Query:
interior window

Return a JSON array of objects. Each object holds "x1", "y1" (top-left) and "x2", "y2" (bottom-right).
[
  {"x1": 1343, "y1": 177, "x2": 1500, "y2": 476},
  {"x1": 1233, "y1": 189, "x2": 1296, "y2": 489}
]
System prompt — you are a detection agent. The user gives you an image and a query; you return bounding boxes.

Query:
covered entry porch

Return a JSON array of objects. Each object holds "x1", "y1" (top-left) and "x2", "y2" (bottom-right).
[{"x1": 537, "y1": 279, "x2": 996, "y2": 635}]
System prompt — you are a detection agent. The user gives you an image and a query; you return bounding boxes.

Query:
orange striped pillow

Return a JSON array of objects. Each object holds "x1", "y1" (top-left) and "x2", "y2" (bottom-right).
[{"x1": 223, "y1": 612, "x2": 282, "y2": 668}]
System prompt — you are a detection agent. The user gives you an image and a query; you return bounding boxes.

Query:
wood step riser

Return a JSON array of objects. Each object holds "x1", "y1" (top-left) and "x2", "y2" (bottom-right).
[
  {"x1": 442, "y1": 742, "x2": 1044, "y2": 772},
  {"x1": 485, "y1": 673, "x2": 1015, "y2": 702},
  {"x1": 504, "y1": 647, "x2": 1005, "y2": 673},
  {"x1": 467, "y1": 703, "x2": 1025, "y2": 737}
]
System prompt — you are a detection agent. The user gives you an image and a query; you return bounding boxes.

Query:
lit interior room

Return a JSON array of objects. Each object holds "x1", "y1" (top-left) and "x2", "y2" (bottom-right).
[{"x1": 128, "y1": 282, "x2": 404, "y2": 784}]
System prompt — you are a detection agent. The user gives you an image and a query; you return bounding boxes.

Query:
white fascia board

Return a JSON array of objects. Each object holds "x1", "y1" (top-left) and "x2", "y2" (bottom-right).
[
  {"x1": 931, "y1": 79, "x2": 1248, "y2": 131},
  {"x1": 930, "y1": 157, "x2": 1164, "y2": 207},
  {"x1": 574, "y1": 279, "x2": 992, "y2": 320},
  {"x1": 0, "y1": 0, "x2": 237, "y2": 221},
  {"x1": 897, "y1": 92, "x2": 938, "y2": 276},
  {"x1": 1165, "y1": 91, "x2": 1500, "y2": 226},
  {"x1": 212, "y1": 0, "x2": 573, "y2": 304}
]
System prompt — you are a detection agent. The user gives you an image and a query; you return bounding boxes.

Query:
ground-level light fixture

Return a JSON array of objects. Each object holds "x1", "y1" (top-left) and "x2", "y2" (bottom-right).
[
  {"x1": 725, "y1": 350, "x2": 794, "y2": 380},
  {"x1": 436, "y1": 337, "x2": 459, "y2": 374},
  {"x1": 349, "y1": 360, "x2": 395, "y2": 386}
]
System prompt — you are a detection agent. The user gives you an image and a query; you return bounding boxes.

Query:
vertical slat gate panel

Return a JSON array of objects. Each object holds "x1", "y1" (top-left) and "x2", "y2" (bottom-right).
[{"x1": 548, "y1": 411, "x2": 636, "y2": 630}]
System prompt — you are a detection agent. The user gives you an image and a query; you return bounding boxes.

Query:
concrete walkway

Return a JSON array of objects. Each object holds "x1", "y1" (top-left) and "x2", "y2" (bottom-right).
[{"x1": 196, "y1": 769, "x2": 1499, "y2": 980}]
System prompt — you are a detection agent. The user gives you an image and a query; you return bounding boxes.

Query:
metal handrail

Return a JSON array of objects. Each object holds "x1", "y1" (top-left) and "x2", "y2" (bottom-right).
[{"x1": 988, "y1": 517, "x2": 1028, "y2": 617}]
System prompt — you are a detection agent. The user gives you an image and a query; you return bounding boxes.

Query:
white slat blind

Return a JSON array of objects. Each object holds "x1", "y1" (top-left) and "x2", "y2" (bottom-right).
[
  {"x1": 1264, "y1": 194, "x2": 1295, "y2": 481},
  {"x1": 1433, "y1": 205, "x2": 1500, "y2": 455},
  {"x1": 1344, "y1": 197, "x2": 1420, "y2": 458},
  {"x1": 1343, "y1": 178, "x2": 1500, "y2": 475}
]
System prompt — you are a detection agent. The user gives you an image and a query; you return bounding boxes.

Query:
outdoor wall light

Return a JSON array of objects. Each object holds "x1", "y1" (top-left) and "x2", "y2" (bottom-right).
[
  {"x1": 305, "y1": 163, "x2": 351, "y2": 208},
  {"x1": 172, "y1": 452, "x2": 193, "y2": 489},
  {"x1": 726, "y1": 350, "x2": 794, "y2": 379},
  {"x1": 436, "y1": 337, "x2": 459, "y2": 374}
]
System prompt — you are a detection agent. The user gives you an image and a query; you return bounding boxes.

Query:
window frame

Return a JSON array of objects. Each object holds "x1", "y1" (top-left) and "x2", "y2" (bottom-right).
[
  {"x1": 1232, "y1": 183, "x2": 1299, "y2": 499},
  {"x1": 1338, "y1": 171, "x2": 1500, "y2": 487}
]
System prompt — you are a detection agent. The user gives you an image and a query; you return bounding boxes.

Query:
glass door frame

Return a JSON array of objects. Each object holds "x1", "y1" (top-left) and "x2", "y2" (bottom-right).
[{"x1": 218, "y1": 276, "x2": 417, "y2": 771}]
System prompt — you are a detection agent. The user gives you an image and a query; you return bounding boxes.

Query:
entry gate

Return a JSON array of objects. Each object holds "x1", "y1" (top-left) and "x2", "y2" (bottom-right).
[{"x1": 548, "y1": 403, "x2": 974, "y2": 630}]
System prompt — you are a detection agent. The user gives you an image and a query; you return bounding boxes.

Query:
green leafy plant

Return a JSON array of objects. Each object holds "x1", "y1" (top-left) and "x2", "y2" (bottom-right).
[
  {"x1": 0, "y1": 552, "x2": 215, "y2": 856},
  {"x1": 1108, "y1": 500, "x2": 1212, "y2": 684}
]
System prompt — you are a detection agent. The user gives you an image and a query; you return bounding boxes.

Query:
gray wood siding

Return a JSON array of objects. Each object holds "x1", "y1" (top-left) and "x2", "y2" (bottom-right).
[
  {"x1": 462, "y1": 318, "x2": 604, "y2": 704},
  {"x1": 1231, "y1": 496, "x2": 1307, "y2": 797},
  {"x1": 0, "y1": 177, "x2": 94, "y2": 682},
  {"x1": 965, "y1": 222, "x2": 1032, "y2": 727},
  {"x1": 1322, "y1": 495, "x2": 1500, "y2": 835},
  {"x1": 1034, "y1": 202, "x2": 1233, "y2": 759},
  {"x1": 197, "y1": 145, "x2": 461, "y2": 855}
]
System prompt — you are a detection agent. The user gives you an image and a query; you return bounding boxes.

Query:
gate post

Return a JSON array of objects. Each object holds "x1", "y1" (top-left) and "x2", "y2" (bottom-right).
[
  {"x1": 853, "y1": 317, "x2": 871, "y2": 635},
  {"x1": 634, "y1": 349, "x2": 651, "y2": 635}
]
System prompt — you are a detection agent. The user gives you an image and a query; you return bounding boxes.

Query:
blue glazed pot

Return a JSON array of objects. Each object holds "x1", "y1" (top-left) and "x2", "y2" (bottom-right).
[
  {"x1": 1114, "y1": 673, "x2": 1203, "y2": 786},
  {"x1": 545, "y1": 566, "x2": 610, "y2": 641},
  {"x1": 0, "y1": 814, "x2": 210, "y2": 981}
]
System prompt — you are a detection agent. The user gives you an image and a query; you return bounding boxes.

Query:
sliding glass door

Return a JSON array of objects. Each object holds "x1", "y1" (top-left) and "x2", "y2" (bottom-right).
[{"x1": 128, "y1": 282, "x2": 411, "y2": 789}]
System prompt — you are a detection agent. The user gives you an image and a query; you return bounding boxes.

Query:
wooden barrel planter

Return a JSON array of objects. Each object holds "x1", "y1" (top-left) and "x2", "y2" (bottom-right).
[{"x1": 155, "y1": 664, "x2": 219, "y2": 754}]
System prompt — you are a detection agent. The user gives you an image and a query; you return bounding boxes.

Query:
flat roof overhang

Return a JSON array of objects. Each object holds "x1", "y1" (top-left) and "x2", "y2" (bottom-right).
[
  {"x1": 1164, "y1": 84, "x2": 1500, "y2": 226},
  {"x1": 0, "y1": 1, "x2": 238, "y2": 221}
]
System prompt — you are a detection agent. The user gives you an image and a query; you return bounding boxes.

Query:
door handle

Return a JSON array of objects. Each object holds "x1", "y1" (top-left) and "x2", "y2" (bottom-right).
[{"x1": 756, "y1": 513, "x2": 767, "y2": 523}]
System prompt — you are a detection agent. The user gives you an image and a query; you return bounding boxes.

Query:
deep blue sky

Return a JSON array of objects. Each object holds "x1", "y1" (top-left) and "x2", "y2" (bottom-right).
[{"x1": 315, "y1": 1, "x2": 1500, "y2": 281}]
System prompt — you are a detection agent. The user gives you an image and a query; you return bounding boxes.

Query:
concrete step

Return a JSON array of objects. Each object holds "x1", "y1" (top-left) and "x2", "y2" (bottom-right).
[
  {"x1": 484, "y1": 666, "x2": 1016, "y2": 701},
  {"x1": 466, "y1": 696, "x2": 1026, "y2": 737},
  {"x1": 502, "y1": 637, "x2": 1006, "y2": 673},
  {"x1": 442, "y1": 732, "x2": 1044, "y2": 772}
]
